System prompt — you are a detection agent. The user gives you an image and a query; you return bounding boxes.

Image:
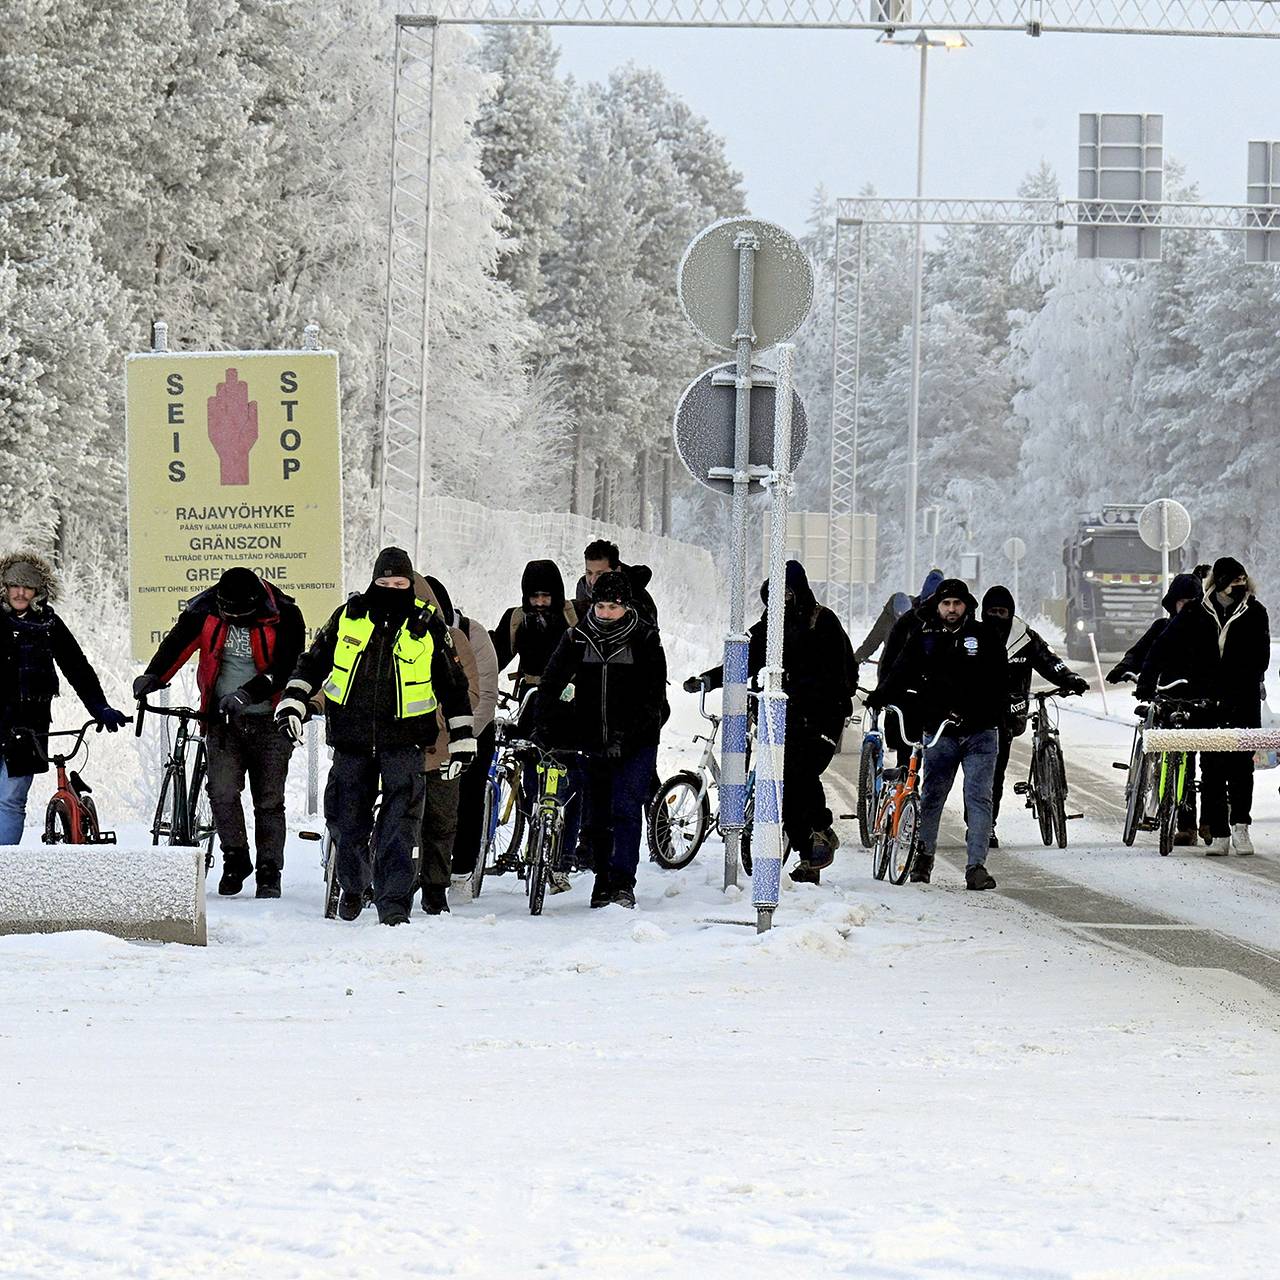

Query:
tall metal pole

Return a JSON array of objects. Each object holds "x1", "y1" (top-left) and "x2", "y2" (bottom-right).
[
  {"x1": 719, "y1": 231, "x2": 759, "y2": 891},
  {"x1": 904, "y1": 39, "x2": 928, "y2": 593},
  {"x1": 755, "y1": 344, "x2": 795, "y2": 933}
]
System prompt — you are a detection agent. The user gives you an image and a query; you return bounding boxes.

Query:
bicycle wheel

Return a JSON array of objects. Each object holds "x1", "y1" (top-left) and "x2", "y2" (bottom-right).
[
  {"x1": 43, "y1": 796, "x2": 73, "y2": 844},
  {"x1": 187, "y1": 746, "x2": 216, "y2": 873},
  {"x1": 1047, "y1": 743, "x2": 1068, "y2": 848},
  {"x1": 857, "y1": 743, "x2": 879, "y2": 849},
  {"x1": 492, "y1": 763, "x2": 526, "y2": 867},
  {"x1": 888, "y1": 792, "x2": 920, "y2": 885},
  {"x1": 1121, "y1": 731, "x2": 1148, "y2": 847},
  {"x1": 322, "y1": 829, "x2": 340, "y2": 919},
  {"x1": 872, "y1": 788, "x2": 897, "y2": 881},
  {"x1": 527, "y1": 814, "x2": 553, "y2": 917},
  {"x1": 151, "y1": 762, "x2": 178, "y2": 845},
  {"x1": 648, "y1": 772, "x2": 711, "y2": 870},
  {"x1": 81, "y1": 795, "x2": 101, "y2": 842},
  {"x1": 1033, "y1": 752, "x2": 1054, "y2": 847},
  {"x1": 1157, "y1": 752, "x2": 1182, "y2": 857}
]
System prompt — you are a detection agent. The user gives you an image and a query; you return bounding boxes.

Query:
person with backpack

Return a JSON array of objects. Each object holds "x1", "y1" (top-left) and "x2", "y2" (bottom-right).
[
  {"x1": 134, "y1": 567, "x2": 305, "y2": 897},
  {"x1": 492, "y1": 560, "x2": 578, "y2": 713},
  {"x1": 0, "y1": 552, "x2": 128, "y2": 845}
]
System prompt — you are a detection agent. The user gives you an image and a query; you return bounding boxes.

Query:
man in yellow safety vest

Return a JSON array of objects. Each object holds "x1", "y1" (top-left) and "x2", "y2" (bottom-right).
[{"x1": 276, "y1": 547, "x2": 474, "y2": 925}]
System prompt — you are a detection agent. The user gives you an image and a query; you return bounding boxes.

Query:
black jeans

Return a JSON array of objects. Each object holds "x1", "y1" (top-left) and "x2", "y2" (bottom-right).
[
  {"x1": 1200, "y1": 751, "x2": 1253, "y2": 836},
  {"x1": 452, "y1": 721, "x2": 495, "y2": 876},
  {"x1": 421, "y1": 770, "x2": 460, "y2": 891},
  {"x1": 581, "y1": 745, "x2": 658, "y2": 892},
  {"x1": 991, "y1": 725, "x2": 1013, "y2": 830},
  {"x1": 326, "y1": 746, "x2": 425, "y2": 919},
  {"x1": 205, "y1": 714, "x2": 293, "y2": 874},
  {"x1": 782, "y1": 727, "x2": 836, "y2": 853}
]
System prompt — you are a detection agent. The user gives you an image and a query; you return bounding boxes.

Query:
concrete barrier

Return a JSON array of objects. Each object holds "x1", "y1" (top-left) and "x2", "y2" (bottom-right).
[
  {"x1": 0, "y1": 845, "x2": 207, "y2": 946},
  {"x1": 1143, "y1": 728, "x2": 1280, "y2": 754}
]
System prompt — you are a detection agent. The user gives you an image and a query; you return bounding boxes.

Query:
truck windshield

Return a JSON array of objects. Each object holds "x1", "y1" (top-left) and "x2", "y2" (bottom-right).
[{"x1": 1082, "y1": 536, "x2": 1163, "y2": 574}]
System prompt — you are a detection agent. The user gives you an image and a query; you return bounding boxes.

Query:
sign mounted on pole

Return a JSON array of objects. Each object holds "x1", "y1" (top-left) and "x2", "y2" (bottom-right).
[
  {"x1": 126, "y1": 344, "x2": 345, "y2": 661},
  {"x1": 1077, "y1": 113, "x2": 1163, "y2": 261},
  {"x1": 1138, "y1": 497, "x2": 1191, "y2": 592},
  {"x1": 1246, "y1": 140, "x2": 1280, "y2": 263}
]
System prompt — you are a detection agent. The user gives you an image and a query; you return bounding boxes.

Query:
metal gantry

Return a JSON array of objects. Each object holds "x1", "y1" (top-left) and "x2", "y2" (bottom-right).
[{"x1": 379, "y1": 1, "x2": 1280, "y2": 552}]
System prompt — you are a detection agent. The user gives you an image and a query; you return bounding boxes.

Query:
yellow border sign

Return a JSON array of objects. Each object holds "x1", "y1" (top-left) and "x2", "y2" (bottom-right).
[{"x1": 126, "y1": 350, "x2": 345, "y2": 660}]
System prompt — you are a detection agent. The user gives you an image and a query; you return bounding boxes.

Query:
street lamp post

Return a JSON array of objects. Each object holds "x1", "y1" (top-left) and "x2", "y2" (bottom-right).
[{"x1": 877, "y1": 29, "x2": 970, "y2": 590}]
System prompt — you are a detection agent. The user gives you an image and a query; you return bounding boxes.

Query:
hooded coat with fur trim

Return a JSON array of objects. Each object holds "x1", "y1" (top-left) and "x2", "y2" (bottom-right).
[{"x1": 0, "y1": 551, "x2": 113, "y2": 755}]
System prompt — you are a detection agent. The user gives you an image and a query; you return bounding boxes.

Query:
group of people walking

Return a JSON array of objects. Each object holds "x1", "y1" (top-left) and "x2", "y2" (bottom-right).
[{"x1": 0, "y1": 538, "x2": 1268, "y2": 920}]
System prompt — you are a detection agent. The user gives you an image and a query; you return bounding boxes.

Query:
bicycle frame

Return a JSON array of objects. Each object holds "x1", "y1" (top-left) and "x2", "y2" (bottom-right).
[
  {"x1": 871, "y1": 707, "x2": 955, "y2": 872},
  {"x1": 137, "y1": 693, "x2": 212, "y2": 853},
  {"x1": 40, "y1": 720, "x2": 122, "y2": 845}
]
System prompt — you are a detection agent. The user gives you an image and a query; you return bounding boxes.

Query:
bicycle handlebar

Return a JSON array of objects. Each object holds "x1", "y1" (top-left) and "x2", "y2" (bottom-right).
[
  {"x1": 1030, "y1": 685, "x2": 1081, "y2": 701},
  {"x1": 134, "y1": 694, "x2": 206, "y2": 737},
  {"x1": 40, "y1": 718, "x2": 133, "y2": 758},
  {"x1": 881, "y1": 705, "x2": 958, "y2": 752},
  {"x1": 504, "y1": 738, "x2": 602, "y2": 763}
]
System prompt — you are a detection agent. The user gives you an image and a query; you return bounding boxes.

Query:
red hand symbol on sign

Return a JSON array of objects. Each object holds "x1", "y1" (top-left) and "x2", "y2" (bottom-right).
[{"x1": 207, "y1": 369, "x2": 258, "y2": 485}]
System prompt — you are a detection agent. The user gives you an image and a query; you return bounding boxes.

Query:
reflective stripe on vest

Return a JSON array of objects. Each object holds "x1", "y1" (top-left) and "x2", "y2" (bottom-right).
[{"x1": 322, "y1": 601, "x2": 438, "y2": 718}]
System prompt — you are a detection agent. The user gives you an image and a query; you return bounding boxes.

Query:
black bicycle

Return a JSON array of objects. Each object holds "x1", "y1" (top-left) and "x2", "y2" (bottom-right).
[
  {"x1": 1013, "y1": 687, "x2": 1081, "y2": 848},
  {"x1": 136, "y1": 694, "x2": 217, "y2": 872}
]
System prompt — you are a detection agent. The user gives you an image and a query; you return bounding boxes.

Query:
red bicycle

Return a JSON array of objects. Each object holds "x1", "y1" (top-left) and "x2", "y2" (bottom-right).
[{"x1": 41, "y1": 719, "x2": 129, "y2": 844}]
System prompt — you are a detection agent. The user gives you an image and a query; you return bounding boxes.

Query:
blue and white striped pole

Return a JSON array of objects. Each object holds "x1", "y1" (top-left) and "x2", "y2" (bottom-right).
[
  {"x1": 755, "y1": 343, "x2": 795, "y2": 933},
  {"x1": 719, "y1": 230, "x2": 759, "y2": 890}
]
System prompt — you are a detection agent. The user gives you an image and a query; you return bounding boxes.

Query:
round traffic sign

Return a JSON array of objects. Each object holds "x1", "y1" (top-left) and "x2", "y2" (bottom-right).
[
  {"x1": 672, "y1": 363, "x2": 808, "y2": 494},
  {"x1": 1139, "y1": 498, "x2": 1191, "y2": 552},
  {"x1": 1003, "y1": 536, "x2": 1026, "y2": 563},
  {"x1": 678, "y1": 217, "x2": 814, "y2": 353}
]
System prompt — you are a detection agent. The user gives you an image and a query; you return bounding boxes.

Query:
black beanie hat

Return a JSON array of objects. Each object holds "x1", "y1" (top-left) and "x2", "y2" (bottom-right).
[
  {"x1": 591, "y1": 571, "x2": 632, "y2": 606},
  {"x1": 373, "y1": 546, "x2": 414, "y2": 582},
  {"x1": 216, "y1": 567, "x2": 266, "y2": 617},
  {"x1": 1211, "y1": 557, "x2": 1246, "y2": 592},
  {"x1": 982, "y1": 585, "x2": 1015, "y2": 615}
]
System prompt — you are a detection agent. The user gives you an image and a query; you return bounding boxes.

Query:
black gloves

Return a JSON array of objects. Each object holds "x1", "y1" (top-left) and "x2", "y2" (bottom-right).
[
  {"x1": 682, "y1": 675, "x2": 703, "y2": 694},
  {"x1": 94, "y1": 706, "x2": 129, "y2": 733},
  {"x1": 219, "y1": 687, "x2": 255, "y2": 717},
  {"x1": 862, "y1": 688, "x2": 886, "y2": 712},
  {"x1": 1065, "y1": 676, "x2": 1089, "y2": 697},
  {"x1": 132, "y1": 673, "x2": 165, "y2": 700},
  {"x1": 1105, "y1": 665, "x2": 1128, "y2": 685}
]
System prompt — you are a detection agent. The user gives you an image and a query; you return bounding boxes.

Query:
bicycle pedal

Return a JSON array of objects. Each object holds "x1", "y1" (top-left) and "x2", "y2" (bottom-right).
[
  {"x1": 1112, "y1": 762, "x2": 1129, "y2": 770},
  {"x1": 1067, "y1": 813, "x2": 1084, "y2": 820},
  {"x1": 1013, "y1": 782, "x2": 1029, "y2": 795}
]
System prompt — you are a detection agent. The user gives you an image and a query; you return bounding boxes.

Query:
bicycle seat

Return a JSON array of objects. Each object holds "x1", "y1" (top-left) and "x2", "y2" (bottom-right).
[
  {"x1": 69, "y1": 770, "x2": 92, "y2": 795},
  {"x1": 880, "y1": 767, "x2": 903, "y2": 784}
]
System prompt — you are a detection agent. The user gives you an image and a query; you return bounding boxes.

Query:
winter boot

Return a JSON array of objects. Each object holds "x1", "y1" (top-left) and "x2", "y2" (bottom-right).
[
  {"x1": 549, "y1": 868, "x2": 572, "y2": 894},
  {"x1": 1199, "y1": 821, "x2": 1213, "y2": 845},
  {"x1": 789, "y1": 860, "x2": 822, "y2": 884},
  {"x1": 1231, "y1": 824, "x2": 1255, "y2": 856},
  {"x1": 421, "y1": 885, "x2": 450, "y2": 915},
  {"x1": 381, "y1": 905, "x2": 411, "y2": 926},
  {"x1": 807, "y1": 827, "x2": 838, "y2": 870},
  {"x1": 449, "y1": 873, "x2": 474, "y2": 905},
  {"x1": 610, "y1": 887, "x2": 636, "y2": 909},
  {"x1": 1204, "y1": 836, "x2": 1230, "y2": 856},
  {"x1": 590, "y1": 872, "x2": 614, "y2": 909},
  {"x1": 218, "y1": 852, "x2": 252, "y2": 897},
  {"x1": 965, "y1": 864, "x2": 997, "y2": 891},
  {"x1": 1173, "y1": 829, "x2": 1196, "y2": 847},
  {"x1": 909, "y1": 853, "x2": 935, "y2": 884},
  {"x1": 338, "y1": 889, "x2": 363, "y2": 921}
]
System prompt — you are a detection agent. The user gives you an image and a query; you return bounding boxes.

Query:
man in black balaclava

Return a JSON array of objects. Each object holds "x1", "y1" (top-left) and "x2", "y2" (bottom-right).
[
  {"x1": 1139, "y1": 556, "x2": 1270, "y2": 856},
  {"x1": 278, "y1": 547, "x2": 474, "y2": 924},
  {"x1": 868, "y1": 578, "x2": 1008, "y2": 890},
  {"x1": 980, "y1": 585, "x2": 1087, "y2": 848},
  {"x1": 492, "y1": 559, "x2": 577, "y2": 709}
]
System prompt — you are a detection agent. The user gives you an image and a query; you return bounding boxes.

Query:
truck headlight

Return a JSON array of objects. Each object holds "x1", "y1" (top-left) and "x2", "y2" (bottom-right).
[{"x1": 1075, "y1": 619, "x2": 1085, "y2": 632}]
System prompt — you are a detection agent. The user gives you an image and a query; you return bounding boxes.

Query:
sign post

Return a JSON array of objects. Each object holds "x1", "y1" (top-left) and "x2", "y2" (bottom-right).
[
  {"x1": 125, "y1": 336, "x2": 345, "y2": 661},
  {"x1": 677, "y1": 218, "x2": 812, "y2": 893},
  {"x1": 1003, "y1": 535, "x2": 1027, "y2": 609},
  {"x1": 1138, "y1": 498, "x2": 1192, "y2": 593}
]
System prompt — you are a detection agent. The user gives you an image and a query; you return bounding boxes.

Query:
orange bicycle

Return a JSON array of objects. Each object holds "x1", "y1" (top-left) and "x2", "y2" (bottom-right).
[
  {"x1": 41, "y1": 719, "x2": 130, "y2": 844},
  {"x1": 870, "y1": 708, "x2": 956, "y2": 885}
]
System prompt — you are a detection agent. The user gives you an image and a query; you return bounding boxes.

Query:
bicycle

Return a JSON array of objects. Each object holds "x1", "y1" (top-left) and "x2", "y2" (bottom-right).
[
  {"x1": 136, "y1": 694, "x2": 216, "y2": 872},
  {"x1": 471, "y1": 686, "x2": 536, "y2": 900},
  {"x1": 1116, "y1": 678, "x2": 1212, "y2": 855},
  {"x1": 505, "y1": 740, "x2": 594, "y2": 915},
  {"x1": 855, "y1": 691, "x2": 885, "y2": 849},
  {"x1": 869, "y1": 707, "x2": 955, "y2": 885},
  {"x1": 1012, "y1": 687, "x2": 1082, "y2": 848},
  {"x1": 39, "y1": 719, "x2": 130, "y2": 844},
  {"x1": 646, "y1": 681, "x2": 762, "y2": 872}
]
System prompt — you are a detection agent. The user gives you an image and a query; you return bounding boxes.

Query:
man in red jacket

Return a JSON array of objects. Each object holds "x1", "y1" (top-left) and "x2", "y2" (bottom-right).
[{"x1": 134, "y1": 567, "x2": 306, "y2": 898}]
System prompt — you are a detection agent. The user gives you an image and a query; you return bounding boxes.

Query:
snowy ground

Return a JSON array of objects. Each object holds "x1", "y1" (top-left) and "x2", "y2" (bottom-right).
[{"x1": 5, "y1": 689, "x2": 1280, "y2": 1278}]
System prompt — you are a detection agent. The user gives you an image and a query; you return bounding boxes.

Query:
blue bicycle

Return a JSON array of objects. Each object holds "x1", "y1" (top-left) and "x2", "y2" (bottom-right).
[
  {"x1": 471, "y1": 687, "x2": 534, "y2": 900},
  {"x1": 855, "y1": 689, "x2": 885, "y2": 850}
]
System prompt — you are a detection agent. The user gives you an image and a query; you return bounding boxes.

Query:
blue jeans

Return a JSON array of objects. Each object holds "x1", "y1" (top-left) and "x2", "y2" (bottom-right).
[
  {"x1": 0, "y1": 757, "x2": 36, "y2": 845},
  {"x1": 917, "y1": 728, "x2": 999, "y2": 870},
  {"x1": 581, "y1": 745, "x2": 660, "y2": 891}
]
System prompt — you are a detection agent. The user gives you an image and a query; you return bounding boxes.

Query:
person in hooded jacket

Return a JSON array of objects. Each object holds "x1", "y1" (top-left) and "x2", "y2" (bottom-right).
[
  {"x1": 688, "y1": 560, "x2": 858, "y2": 879},
  {"x1": 867, "y1": 578, "x2": 1008, "y2": 890},
  {"x1": 0, "y1": 552, "x2": 129, "y2": 845},
  {"x1": 854, "y1": 568, "x2": 945, "y2": 670},
  {"x1": 980, "y1": 585, "x2": 1088, "y2": 848},
  {"x1": 1138, "y1": 557, "x2": 1270, "y2": 856},
  {"x1": 493, "y1": 559, "x2": 579, "y2": 709},
  {"x1": 536, "y1": 572, "x2": 668, "y2": 909},
  {"x1": 572, "y1": 539, "x2": 659, "y2": 629},
  {"x1": 1106, "y1": 571, "x2": 1204, "y2": 844},
  {"x1": 134, "y1": 566, "x2": 306, "y2": 897},
  {"x1": 276, "y1": 547, "x2": 474, "y2": 925}
]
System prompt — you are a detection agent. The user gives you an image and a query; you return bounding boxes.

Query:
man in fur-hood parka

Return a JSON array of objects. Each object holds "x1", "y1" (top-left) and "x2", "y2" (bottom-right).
[{"x1": 0, "y1": 551, "x2": 128, "y2": 844}]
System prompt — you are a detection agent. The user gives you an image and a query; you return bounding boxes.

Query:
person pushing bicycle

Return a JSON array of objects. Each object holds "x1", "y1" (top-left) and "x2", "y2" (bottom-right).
[
  {"x1": 0, "y1": 551, "x2": 128, "y2": 845},
  {"x1": 865, "y1": 578, "x2": 1007, "y2": 890},
  {"x1": 980, "y1": 585, "x2": 1087, "y2": 849},
  {"x1": 134, "y1": 567, "x2": 306, "y2": 898}
]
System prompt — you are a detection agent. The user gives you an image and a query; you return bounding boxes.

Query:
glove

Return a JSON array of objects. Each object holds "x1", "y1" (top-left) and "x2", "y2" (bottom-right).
[
  {"x1": 1105, "y1": 665, "x2": 1127, "y2": 685},
  {"x1": 606, "y1": 740, "x2": 623, "y2": 760},
  {"x1": 132, "y1": 673, "x2": 164, "y2": 700},
  {"x1": 862, "y1": 688, "x2": 886, "y2": 712},
  {"x1": 219, "y1": 687, "x2": 255, "y2": 717},
  {"x1": 442, "y1": 735, "x2": 476, "y2": 781},
  {"x1": 274, "y1": 695, "x2": 307, "y2": 746},
  {"x1": 94, "y1": 706, "x2": 129, "y2": 733},
  {"x1": 1066, "y1": 676, "x2": 1089, "y2": 697},
  {"x1": 682, "y1": 675, "x2": 703, "y2": 694}
]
